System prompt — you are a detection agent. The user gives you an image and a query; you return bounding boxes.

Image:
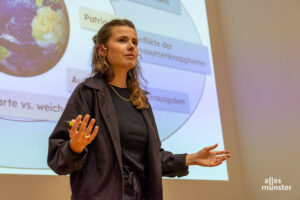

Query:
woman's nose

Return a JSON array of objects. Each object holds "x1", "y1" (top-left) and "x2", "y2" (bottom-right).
[{"x1": 127, "y1": 41, "x2": 135, "y2": 49}]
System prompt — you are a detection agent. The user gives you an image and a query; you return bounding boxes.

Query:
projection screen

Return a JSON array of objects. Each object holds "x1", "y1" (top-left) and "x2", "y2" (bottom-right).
[{"x1": 0, "y1": 0, "x2": 228, "y2": 181}]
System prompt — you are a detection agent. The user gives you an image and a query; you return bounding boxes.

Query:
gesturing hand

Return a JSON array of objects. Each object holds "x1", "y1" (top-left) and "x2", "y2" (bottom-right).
[
  {"x1": 69, "y1": 114, "x2": 99, "y2": 154},
  {"x1": 186, "y1": 144, "x2": 231, "y2": 167}
]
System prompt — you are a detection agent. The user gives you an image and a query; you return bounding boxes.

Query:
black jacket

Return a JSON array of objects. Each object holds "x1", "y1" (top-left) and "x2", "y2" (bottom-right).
[{"x1": 47, "y1": 73, "x2": 189, "y2": 200}]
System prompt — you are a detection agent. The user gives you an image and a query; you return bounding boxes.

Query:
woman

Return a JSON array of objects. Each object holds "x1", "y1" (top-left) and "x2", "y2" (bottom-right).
[{"x1": 47, "y1": 19, "x2": 231, "y2": 200}]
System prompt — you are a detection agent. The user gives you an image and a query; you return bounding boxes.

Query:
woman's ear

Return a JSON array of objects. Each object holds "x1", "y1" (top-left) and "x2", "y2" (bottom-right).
[{"x1": 97, "y1": 45, "x2": 108, "y2": 56}]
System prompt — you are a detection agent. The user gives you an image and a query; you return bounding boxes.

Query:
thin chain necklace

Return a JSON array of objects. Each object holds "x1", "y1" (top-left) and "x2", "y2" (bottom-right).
[{"x1": 109, "y1": 85, "x2": 130, "y2": 102}]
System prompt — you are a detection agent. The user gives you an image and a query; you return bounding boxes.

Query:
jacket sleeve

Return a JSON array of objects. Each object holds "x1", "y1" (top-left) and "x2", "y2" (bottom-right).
[
  {"x1": 47, "y1": 83, "x2": 92, "y2": 175},
  {"x1": 148, "y1": 105, "x2": 189, "y2": 178}
]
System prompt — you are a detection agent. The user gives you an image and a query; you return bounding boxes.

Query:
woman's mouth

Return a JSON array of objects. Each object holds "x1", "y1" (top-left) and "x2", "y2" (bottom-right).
[{"x1": 124, "y1": 54, "x2": 135, "y2": 59}]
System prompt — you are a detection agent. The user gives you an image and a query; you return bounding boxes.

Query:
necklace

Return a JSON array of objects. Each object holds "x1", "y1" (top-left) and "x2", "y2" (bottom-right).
[{"x1": 110, "y1": 85, "x2": 130, "y2": 102}]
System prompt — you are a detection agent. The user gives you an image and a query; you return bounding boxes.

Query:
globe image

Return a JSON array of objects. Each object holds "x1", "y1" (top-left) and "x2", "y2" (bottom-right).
[{"x1": 0, "y1": 0, "x2": 69, "y2": 77}]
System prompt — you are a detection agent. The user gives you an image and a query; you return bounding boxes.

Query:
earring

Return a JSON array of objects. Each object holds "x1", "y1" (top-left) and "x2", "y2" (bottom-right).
[{"x1": 97, "y1": 45, "x2": 108, "y2": 53}]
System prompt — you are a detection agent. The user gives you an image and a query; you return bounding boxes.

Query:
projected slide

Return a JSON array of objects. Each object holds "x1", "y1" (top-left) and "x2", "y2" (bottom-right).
[{"x1": 0, "y1": 0, "x2": 228, "y2": 180}]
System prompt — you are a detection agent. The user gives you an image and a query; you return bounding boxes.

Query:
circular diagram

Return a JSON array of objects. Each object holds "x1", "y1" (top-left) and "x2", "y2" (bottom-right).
[{"x1": 0, "y1": 0, "x2": 69, "y2": 77}]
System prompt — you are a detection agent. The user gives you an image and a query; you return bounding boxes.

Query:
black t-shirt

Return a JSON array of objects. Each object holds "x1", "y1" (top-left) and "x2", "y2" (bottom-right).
[{"x1": 108, "y1": 85, "x2": 148, "y2": 174}]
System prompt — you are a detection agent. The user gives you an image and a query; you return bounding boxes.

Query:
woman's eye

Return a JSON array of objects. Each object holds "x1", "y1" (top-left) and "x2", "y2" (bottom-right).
[{"x1": 119, "y1": 39, "x2": 126, "y2": 42}]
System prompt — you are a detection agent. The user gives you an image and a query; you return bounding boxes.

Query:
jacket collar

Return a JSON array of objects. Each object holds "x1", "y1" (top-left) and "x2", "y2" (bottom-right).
[{"x1": 84, "y1": 73, "x2": 106, "y2": 91}]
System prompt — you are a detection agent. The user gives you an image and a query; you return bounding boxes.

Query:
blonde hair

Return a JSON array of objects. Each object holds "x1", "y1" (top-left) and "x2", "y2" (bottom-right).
[{"x1": 91, "y1": 19, "x2": 149, "y2": 109}]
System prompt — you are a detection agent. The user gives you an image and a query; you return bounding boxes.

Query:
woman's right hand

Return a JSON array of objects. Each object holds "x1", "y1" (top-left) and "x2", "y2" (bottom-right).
[{"x1": 69, "y1": 114, "x2": 99, "y2": 154}]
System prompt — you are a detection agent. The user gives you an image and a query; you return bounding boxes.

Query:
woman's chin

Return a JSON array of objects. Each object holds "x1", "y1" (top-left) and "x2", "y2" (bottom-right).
[
  {"x1": 124, "y1": 62, "x2": 137, "y2": 70},
  {"x1": 112, "y1": 61, "x2": 136, "y2": 71}
]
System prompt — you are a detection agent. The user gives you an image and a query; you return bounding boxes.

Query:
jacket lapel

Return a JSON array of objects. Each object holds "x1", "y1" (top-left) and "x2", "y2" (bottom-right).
[
  {"x1": 141, "y1": 108, "x2": 160, "y2": 148},
  {"x1": 84, "y1": 74, "x2": 123, "y2": 172},
  {"x1": 96, "y1": 87, "x2": 123, "y2": 171}
]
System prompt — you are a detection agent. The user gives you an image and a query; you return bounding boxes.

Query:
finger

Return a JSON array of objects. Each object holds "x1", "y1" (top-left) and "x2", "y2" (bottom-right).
[
  {"x1": 205, "y1": 143, "x2": 218, "y2": 151},
  {"x1": 87, "y1": 126, "x2": 99, "y2": 143},
  {"x1": 215, "y1": 150, "x2": 231, "y2": 155},
  {"x1": 209, "y1": 161, "x2": 221, "y2": 167},
  {"x1": 70, "y1": 115, "x2": 82, "y2": 138},
  {"x1": 78, "y1": 114, "x2": 90, "y2": 135},
  {"x1": 214, "y1": 161, "x2": 223, "y2": 166},
  {"x1": 215, "y1": 155, "x2": 227, "y2": 162},
  {"x1": 219, "y1": 157, "x2": 226, "y2": 161},
  {"x1": 219, "y1": 155, "x2": 229, "y2": 160},
  {"x1": 221, "y1": 154, "x2": 231, "y2": 159},
  {"x1": 85, "y1": 118, "x2": 96, "y2": 137},
  {"x1": 213, "y1": 158, "x2": 224, "y2": 165},
  {"x1": 68, "y1": 119, "x2": 76, "y2": 134}
]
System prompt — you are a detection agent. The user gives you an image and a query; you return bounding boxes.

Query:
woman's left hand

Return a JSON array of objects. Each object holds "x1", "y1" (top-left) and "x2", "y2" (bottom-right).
[{"x1": 186, "y1": 144, "x2": 231, "y2": 167}]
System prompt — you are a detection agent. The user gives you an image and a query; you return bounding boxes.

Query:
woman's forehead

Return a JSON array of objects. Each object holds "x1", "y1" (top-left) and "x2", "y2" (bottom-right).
[{"x1": 110, "y1": 26, "x2": 137, "y2": 38}]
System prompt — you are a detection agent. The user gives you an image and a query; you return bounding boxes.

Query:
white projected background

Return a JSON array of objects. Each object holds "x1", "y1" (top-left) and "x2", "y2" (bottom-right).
[{"x1": 0, "y1": 0, "x2": 227, "y2": 180}]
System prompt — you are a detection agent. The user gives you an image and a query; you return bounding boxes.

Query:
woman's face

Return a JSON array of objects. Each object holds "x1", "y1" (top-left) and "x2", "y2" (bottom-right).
[{"x1": 105, "y1": 26, "x2": 138, "y2": 72}]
